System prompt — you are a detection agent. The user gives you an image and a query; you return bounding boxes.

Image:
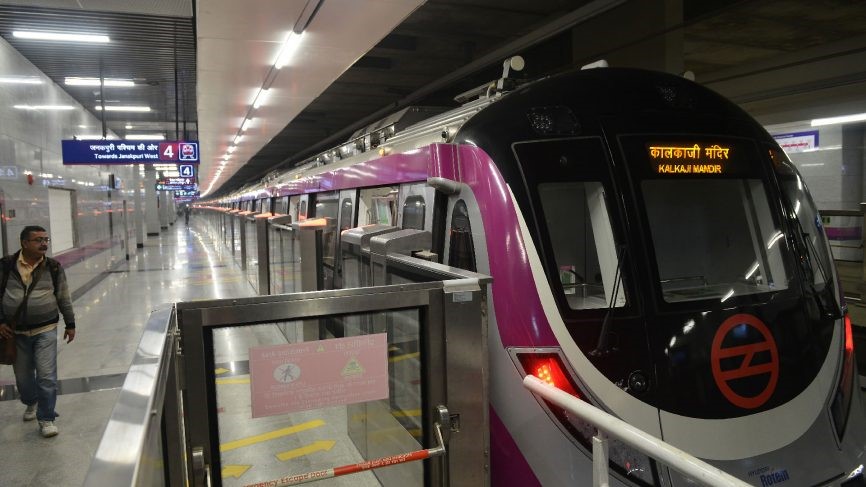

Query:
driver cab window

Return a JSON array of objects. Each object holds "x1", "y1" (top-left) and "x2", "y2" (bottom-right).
[{"x1": 515, "y1": 138, "x2": 627, "y2": 311}]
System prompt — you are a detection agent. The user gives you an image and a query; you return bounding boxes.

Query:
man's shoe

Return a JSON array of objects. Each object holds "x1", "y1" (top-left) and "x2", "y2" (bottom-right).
[
  {"x1": 22, "y1": 404, "x2": 36, "y2": 422},
  {"x1": 38, "y1": 420, "x2": 58, "y2": 438}
]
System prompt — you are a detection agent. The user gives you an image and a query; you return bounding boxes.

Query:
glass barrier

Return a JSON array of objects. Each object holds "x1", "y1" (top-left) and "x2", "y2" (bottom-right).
[
  {"x1": 177, "y1": 282, "x2": 464, "y2": 487},
  {"x1": 211, "y1": 311, "x2": 423, "y2": 486},
  {"x1": 821, "y1": 210, "x2": 863, "y2": 262}
]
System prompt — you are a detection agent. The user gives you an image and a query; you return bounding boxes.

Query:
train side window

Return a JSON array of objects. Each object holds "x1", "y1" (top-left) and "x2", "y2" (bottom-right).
[
  {"x1": 340, "y1": 198, "x2": 354, "y2": 231},
  {"x1": 316, "y1": 194, "x2": 340, "y2": 267},
  {"x1": 402, "y1": 195, "x2": 426, "y2": 230},
  {"x1": 448, "y1": 200, "x2": 476, "y2": 272},
  {"x1": 299, "y1": 200, "x2": 307, "y2": 219},
  {"x1": 359, "y1": 186, "x2": 397, "y2": 226}
]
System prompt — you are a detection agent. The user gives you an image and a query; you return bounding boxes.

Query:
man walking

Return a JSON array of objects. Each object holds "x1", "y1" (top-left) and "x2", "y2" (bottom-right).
[{"x1": 0, "y1": 226, "x2": 76, "y2": 438}]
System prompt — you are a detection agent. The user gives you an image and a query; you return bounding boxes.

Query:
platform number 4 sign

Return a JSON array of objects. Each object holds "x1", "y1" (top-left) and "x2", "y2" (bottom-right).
[
  {"x1": 179, "y1": 164, "x2": 194, "y2": 178},
  {"x1": 158, "y1": 142, "x2": 199, "y2": 162}
]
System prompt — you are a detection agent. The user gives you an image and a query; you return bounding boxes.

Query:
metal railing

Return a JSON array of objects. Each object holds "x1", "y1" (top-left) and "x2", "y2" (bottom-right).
[{"x1": 523, "y1": 375, "x2": 750, "y2": 487}]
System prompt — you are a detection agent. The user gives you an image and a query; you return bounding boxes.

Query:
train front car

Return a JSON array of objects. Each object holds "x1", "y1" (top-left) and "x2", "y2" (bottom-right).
[{"x1": 455, "y1": 68, "x2": 866, "y2": 486}]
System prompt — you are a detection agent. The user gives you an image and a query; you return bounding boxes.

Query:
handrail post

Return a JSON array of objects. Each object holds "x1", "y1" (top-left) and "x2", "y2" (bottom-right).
[{"x1": 593, "y1": 431, "x2": 610, "y2": 487}]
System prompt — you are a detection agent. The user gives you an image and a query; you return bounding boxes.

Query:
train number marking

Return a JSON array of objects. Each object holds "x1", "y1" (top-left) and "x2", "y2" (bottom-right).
[{"x1": 710, "y1": 314, "x2": 779, "y2": 409}]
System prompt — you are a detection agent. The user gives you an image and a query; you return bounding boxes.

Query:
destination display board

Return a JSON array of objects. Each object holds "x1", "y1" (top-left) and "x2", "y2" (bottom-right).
[
  {"x1": 173, "y1": 189, "x2": 200, "y2": 198},
  {"x1": 62, "y1": 140, "x2": 200, "y2": 164}
]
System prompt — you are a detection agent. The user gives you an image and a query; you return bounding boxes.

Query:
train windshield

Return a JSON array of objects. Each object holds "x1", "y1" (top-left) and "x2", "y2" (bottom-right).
[
  {"x1": 514, "y1": 138, "x2": 628, "y2": 311},
  {"x1": 623, "y1": 136, "x2": 791, "y2": 303}
]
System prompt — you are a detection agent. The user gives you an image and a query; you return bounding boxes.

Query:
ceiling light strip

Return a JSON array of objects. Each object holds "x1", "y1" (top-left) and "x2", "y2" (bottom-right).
[{"x1": 13, "y1": 31, "x2": 110, "y2": 43}]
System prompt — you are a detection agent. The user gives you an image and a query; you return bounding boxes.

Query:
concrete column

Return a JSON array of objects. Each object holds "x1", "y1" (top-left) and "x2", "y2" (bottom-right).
[
  {"x1": 159, "y1": 191, "x2": 169, "y2": 229},
  {"x1": 145, "y1": 166, "x2": 160, "y2": 236},
  {"x1": 132, "y1": 165, "x2": 145, "y2": 248},
  {"x1": 571, "y1": 0, "x2": 684, "y2": 74}
]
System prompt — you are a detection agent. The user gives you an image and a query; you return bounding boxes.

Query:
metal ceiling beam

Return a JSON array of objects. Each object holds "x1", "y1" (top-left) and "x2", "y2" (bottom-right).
[{"x1": 266, "y1": 0, "x2": 625, "y2": 176}]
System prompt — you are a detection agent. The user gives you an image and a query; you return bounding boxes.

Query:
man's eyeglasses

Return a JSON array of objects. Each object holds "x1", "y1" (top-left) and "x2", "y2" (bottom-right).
[{"x1": 29, "y1": 237, "x2": 50, "y2": 243}]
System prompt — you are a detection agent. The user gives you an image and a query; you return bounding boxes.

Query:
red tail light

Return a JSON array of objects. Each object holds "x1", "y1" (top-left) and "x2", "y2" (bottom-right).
[
  {"x1": 831, "y1": 313, "x2": 856, "y2": 440},
  {"x1": 845, "y1": 314, "x2": 854, "y2": 354},
  {"x1": 517, "y1": 353, "x2": 580, "y2": 398}
]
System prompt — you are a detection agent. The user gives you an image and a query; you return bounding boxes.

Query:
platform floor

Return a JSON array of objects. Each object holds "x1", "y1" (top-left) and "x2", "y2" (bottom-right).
[{"x1": 0, "y1": 220, "x2": 380, "y2": 486}]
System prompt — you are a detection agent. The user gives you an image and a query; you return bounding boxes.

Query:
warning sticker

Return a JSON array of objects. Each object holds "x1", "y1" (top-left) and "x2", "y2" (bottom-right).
[
  {"x1": 710, "y1": 314, "x2": 779, "y2": 409},
  {"x1": 249, "y1": 333, "x2": 389, "y2": 418}
]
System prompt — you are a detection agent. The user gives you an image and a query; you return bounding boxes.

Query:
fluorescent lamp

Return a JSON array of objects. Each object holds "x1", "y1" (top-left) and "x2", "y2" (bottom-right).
[
  {"x1": 125, "y1": 124, "x2": 133, "y2": 129},
  {"x1": 95, "y1": 105, "x2": 151, "y2": 112},
  {"x1": 76, "y1": 135, "x2": 107, "y2": 140},
  {"x1": 811, "y1": 113, "x2": 866, "y2": 127},
  {"x1": 13, "y1": 31, "x2": 110, "y2": 43},
  {"x1": 14, "y1": 104, "x2": 74, "y2": 110},
  {"x1": 222, "y1": 154, "x2": 230, "y2": 160},
  {"x1": 241, "y1": 118, "x2": 252, "y2": 131},
  {"x1": 125, "y1": 134, "x2": 165, "y2": 140},
  {"x1": 251, "y1": 88, "x2": 268, "y2": 109},
  {"x1": 0, "y1": 76, "x2": 42, "y2": 84},
  {"x1": 227, "y1": 145, "x2": 237, "y2": 153},
  {"x1": 66, "y1": 77, "x2": 135, "y2": 87},
  {"x1": 233, "y1": 134, "x2": 244, "y2": 145},
  {"x1": 274, "y1": 32, "x2": 305, "y2": 69}
]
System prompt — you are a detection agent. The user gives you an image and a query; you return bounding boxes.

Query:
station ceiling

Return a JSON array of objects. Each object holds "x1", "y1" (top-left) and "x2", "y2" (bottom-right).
[{"x1": 1, "y1": 0, "x2": 866, "y2": 198}]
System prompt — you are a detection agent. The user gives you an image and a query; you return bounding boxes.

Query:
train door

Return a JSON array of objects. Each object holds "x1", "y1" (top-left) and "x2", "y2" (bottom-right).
[
  {"x1": 313, "y1": 191, "x2": 340, "y2": 290},
  {"x1": 334, "y1": 189, "x2": 358, "y2": 288}
]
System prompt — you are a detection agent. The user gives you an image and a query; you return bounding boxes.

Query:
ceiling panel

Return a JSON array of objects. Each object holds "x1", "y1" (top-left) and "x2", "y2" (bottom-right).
[
  {"x1": 0, "y1": 4, "x2": 196, "y2": 139},
  {"x1": 196, "y1": 0, "x2": 426, "y2": 196},
  {"x1": 0, "y1": 0, "x2": 192, "y2": 17}
]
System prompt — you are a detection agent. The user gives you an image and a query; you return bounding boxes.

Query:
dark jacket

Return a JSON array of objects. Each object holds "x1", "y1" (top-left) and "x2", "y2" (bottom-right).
[{"x1": 0, "y1": 251, "x2": 75, "y2": 330}]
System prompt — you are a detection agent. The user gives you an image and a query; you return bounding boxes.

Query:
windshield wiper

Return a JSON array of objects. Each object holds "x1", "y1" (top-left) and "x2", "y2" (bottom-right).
[
  {"x1": 791, "y1": 211, "x2": 841, "y2": 317},
  {"x1": 591, "y1": 244, "x2": 626, "y2": 357}
]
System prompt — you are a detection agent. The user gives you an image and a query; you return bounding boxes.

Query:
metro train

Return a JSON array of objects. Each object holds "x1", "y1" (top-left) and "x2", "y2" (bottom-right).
[{"x1": 203, "y1": 64, "x2": 866, "y2": 486}]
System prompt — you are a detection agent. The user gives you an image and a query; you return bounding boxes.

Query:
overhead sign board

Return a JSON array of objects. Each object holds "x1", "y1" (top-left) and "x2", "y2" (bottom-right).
[
  {"x1": 0, "y1": 165, "x2": 18, "y2": 179},
  {"x1": 156, "y1": 183, "x2": 198, "y2": 191},
  {"x1": 174, "y1": 189, "x2": 200, "y2": 198},
  {"x1": 62, "y1": 140, "x2": 200, "y2": 164},
  {"x1": 157, "y1": 177, "x2": 195, "y2": 186},
  {"x1": 773, "y1": 130, "x2": 819, "y2": 153},
  {"x1": 178, "y1": 164, "x2": 195, "y2": 178}
]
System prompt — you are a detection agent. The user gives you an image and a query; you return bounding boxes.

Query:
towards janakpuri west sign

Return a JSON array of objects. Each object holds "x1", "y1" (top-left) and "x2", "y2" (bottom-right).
[{"x1": 62, "y1": 140, "x2": 199, "y2": 164}]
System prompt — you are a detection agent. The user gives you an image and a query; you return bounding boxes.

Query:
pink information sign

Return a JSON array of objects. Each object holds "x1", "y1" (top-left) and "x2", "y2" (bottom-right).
[{"x1": 249, "y1": 333, "x2": 389, "y2": 418}]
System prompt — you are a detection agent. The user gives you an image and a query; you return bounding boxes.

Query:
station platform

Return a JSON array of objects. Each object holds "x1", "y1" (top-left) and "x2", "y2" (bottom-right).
[{"x1": 0, "y1": 220, "x2": 257, "y2": 486}]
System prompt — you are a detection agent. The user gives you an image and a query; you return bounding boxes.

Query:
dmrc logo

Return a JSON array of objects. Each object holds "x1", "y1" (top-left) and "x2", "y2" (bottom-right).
[{"x1": 710, "y1": 314, "x2": 779, "y2": 409}]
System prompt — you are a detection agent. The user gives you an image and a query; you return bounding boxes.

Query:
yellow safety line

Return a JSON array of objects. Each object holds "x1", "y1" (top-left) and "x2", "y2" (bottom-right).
[
  {"x1": 275, "y1": 440, "x2": 336, "y2": 461},
  {"x1": 391, "y1": 409, "x2": 422, "y2": 418},
  {"x1": 215, "y1": 376, "x2": 250, "y2": 384},
  {"x1": 389, "y1": 352, "x2": 420, "y2": 363},
  {"x1": 220, "y1": 419, "x2": 325, "y2": 452}
]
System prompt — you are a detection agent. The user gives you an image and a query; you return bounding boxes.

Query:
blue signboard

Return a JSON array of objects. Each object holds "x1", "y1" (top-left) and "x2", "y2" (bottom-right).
[
  {"x1": 156, "y1": 183, "x2": 198, "y2": 191},
  {"x1": 179, "y1": 164, "x2": 195, "y2": 177},
  {"x1": 62, "y1": 140, "x2": 200, "y2": 164}
]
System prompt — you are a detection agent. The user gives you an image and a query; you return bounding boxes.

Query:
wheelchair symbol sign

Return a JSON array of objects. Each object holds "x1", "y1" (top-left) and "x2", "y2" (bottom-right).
[{"x1": 179, "y1": 164, "x2": 194, "y2": 178}]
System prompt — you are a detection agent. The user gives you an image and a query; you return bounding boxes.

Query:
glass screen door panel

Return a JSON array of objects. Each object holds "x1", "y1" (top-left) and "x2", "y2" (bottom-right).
[{"x1": 211, "y1": 311, "x2": 423, "y2": 487}]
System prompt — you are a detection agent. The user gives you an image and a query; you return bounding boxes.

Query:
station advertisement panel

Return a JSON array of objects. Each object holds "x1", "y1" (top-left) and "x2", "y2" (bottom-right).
[{"x1": 62, "y1": 140, "x2": 200, "y2": 164}]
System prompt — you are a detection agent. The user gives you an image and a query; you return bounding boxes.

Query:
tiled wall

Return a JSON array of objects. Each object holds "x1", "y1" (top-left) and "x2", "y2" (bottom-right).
[
  {"x1": 766, "y1": 122, "x2": 866, "y2": 210},
  {"x1": 0, "y1": 36, "x2": 142, "y2": 289}
]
